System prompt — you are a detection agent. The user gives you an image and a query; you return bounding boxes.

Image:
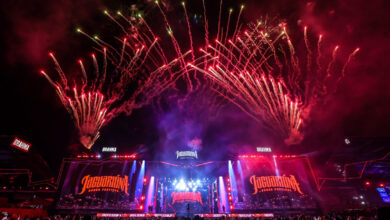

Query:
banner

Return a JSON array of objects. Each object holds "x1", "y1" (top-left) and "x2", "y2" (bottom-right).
[
  {"x1": 57, "y1": 160, "x2": 138, "y2": 210},
  {"x1": 235, "y1": 158, "x2": 318, "y2": 210},
  {"x1": 249, "y1": 175, "x2": 303, "y2": 194},
  {"x1": 171, "y1": 192, "x2": 203, "y2": 205}
]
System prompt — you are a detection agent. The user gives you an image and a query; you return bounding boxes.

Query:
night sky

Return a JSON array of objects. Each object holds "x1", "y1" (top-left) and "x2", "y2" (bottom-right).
[{"x1": 2, "y1": 0, "x2": 390, "y2": 175}]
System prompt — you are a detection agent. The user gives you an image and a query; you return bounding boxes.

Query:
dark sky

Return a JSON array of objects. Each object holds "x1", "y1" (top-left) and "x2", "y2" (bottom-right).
[{"x1": 2, "y1": 0, "x2": 390, "y2": 175}]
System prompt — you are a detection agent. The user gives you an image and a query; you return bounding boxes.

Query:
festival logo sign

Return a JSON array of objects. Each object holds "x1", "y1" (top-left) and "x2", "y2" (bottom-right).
[
  {"x1": 249, "y1": 175, "x2": 303, "y2": 195},
  {"x1": 176, "y1": 151, "x2": 198, "y2": 159},
  {"x1": 78, "y1": 175, "x2": 129, "y2": 195},
  {"x1": 171, "y1": 192, "x2": 203, "y2": 205}
]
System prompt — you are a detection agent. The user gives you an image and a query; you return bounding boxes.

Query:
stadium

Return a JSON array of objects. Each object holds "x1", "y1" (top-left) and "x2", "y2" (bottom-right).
[{"x1": 2, "y1": 0, "x2": 390, "y2": 219}]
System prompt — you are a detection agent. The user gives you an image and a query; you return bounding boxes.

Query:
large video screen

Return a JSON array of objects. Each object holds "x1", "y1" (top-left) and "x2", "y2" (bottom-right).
[
  {"x1": 57, "y1": 160, "x2": 139, "y2": 211},
  {"x1": 233, "y1": 157, "x2": 318, "y2": 211},
  {"x1": 157, "y1": 178, "x2": 216, "y2": 214}
]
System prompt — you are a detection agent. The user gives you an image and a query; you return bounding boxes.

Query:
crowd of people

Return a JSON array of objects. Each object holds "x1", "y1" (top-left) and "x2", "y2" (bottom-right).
[
  {"x1": 0, "y1": 208, "x2": 385, "y2": 220},
  {"x1": 57, "y1": 194, "x2": 138, "y2": 210}
]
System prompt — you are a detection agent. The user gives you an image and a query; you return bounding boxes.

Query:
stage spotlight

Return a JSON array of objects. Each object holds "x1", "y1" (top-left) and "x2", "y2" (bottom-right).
[
  {"x1": 379, "y1": 183, "x2": 384, "y2": 187},
  {"x1": 365, "y1": 181, "x2": 371, "y2": 186},
  {"x1": 141, "y1": 195, "x2": 145, "y2": 201},
  {"x1": 230, "y1": 205, "x2": 233, "y2": 210},
  {"x1": 139, "y1": 205, "x2": 144, "y2": 210},
  {"x1": 175, "y1": 179, "x2": 186, "y2": 191},
  {"x1": 143, "y1": 178, "x2": 147, "y2": 183}
]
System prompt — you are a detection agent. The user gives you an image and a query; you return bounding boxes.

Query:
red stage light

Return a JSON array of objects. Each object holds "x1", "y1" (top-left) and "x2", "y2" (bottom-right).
[
  {"x1": 139, "y1": 205, "x2": 143, "y2": 210},
  {"x1": 379, "y1": 183, "x2": 384, "y2": 187},
  {"x1": 227, "y1": 178, "x2": 230, "y2": 182},
  {"x1": 143, "y1": 178, "x2": 147, "y2": 183},
  {"x1": 365, "y1": 181, "x2": 371, "y2": 186},
  {"x1": 227, "y1": 187, "x2": 231, "y2": 191},
  {"x1": 141, "y1": 196, "x2": 145, "y2": 201},
  {"x1": 230, "y1": 205, "x2": 233, "y2": 210},
  {"x1": 228, "y1": 196, "x2": 232, "y2": 201}
]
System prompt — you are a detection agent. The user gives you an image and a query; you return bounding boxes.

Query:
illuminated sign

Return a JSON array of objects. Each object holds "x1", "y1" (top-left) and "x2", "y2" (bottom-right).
[
  {"x1": 176, "y1": 151, "x2": 198, "y2": 159},
  {"x1": 10, "y1": 137, "x2": 31, "y2": 152},
  {"x1": 97, "y1": 213, "x2": 175, "y2": 218},
  {"x1": 250, "y1": 175, "x2": 303, "y2": 194},
  {"x1": 171, "y1": 192, "x2": 203, "y2": 204},
  {"x1": 198, "y1": 214, "x2": 274, "y2": 218},
  {"x1": 102, "y1": 147, "x2": 116, "y2": 152},
  {"x1": 78, "y1": 175, "x2": 129, "y2": 195},
  {"x1": 256, "y1": 147, "x2": 271, "y2": 152}
]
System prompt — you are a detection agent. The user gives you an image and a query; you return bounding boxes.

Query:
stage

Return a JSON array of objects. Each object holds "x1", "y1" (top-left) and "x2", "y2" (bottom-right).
[{"x1": 56, "y1": 151, "x2": 321, "y2": 216}]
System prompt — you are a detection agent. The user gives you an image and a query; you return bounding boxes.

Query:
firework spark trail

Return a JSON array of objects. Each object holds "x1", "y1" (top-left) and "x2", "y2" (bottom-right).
[
  {"x1": 189, "y1": 23, "x2": 359, "y2": 144},
  {"x1": 182, "y1": 2, "x2": 195, "y2": 63},
  {"x1": 153, "y1": 1, "x2": 194, "y2": 91},
  {"x1": 224, "y1": 9, "x2": 233, "y2": 45}
]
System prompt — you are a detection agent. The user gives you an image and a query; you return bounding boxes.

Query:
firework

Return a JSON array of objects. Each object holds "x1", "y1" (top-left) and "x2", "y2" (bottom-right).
[
  {"x1": 144, "y1": 0, "x2": 247, "y2": 116},
  {"x1": 189, "y1": 22, "x2": 359, "y2": 144},
  {"x1": 41, "y1": 10, "x2": 188, "y2": 149}
]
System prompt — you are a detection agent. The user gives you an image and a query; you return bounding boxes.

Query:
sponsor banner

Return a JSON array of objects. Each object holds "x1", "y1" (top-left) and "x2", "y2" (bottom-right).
[
  {"x1": 97, "y1": 213, "x2": 175, "y2": 218},
  {"x1": 256, "y1": 147, "x2": 272, "y2": 152},
  {"x1": 197, "y1": 213, "x2": 274, "y2": 218},
  {"x1": 97, "y1": 213, "x2": 273, "y2": 218},
  {"x1": 10, "y1": 137, "x2": 31, "y2": 152},
  {"x1": 102, "y1": 147, "x2": 116, "y2": 152}
]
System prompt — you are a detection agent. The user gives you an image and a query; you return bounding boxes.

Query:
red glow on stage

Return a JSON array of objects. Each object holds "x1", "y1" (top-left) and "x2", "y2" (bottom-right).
[
  {"x1": 139, "y1": 205, "x2": 143, "y2": 210},
  {"x1": 76, "y1": 154, "x2": 101, "y2": 159},
  {"x1": 365, "y1": 181, "x2": 371, "y2": 186},
  {"x1": 143, "y1": 178, "x2": 147, "y2": 183},
  {"x1": 228, "y1": 196, "x2": 232, "y2": 201},
  {"x1": 141, "y1": 195, "x2": 145, "y2": 201},
  {"x1": 110, "y1": 154, "x2": 136, "y2": 159},
  {"x1": 227, "y1": 178, "x2": 230, "y2": 182},
  {"x1": 230, "y1": 205, "x2": 233, "y2": 210},
  {"x1": 228, "y1": 187, "x2": 231, "y2": 191},
  {"x1": 379, "y1": 183, "x2": 384, "y2": 187}
]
